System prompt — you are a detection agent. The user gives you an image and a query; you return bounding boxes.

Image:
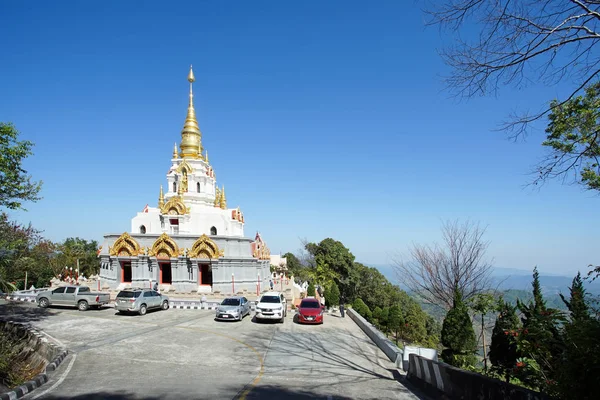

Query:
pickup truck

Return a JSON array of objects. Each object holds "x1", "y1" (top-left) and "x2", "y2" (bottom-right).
[{"x1": 36, "y1": 285, "x2": 111, "y2": 311}]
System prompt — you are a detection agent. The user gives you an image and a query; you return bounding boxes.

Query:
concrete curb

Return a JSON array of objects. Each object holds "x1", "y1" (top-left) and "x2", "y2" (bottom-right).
[
  {"x1": 0, "y1": 322, "x2": 69, "y2": 400},
  {"x1": 5, "y1": 296, "x2": 36, "y2": 303},
  {"x1": 347, "y1": 308, "x2": 404, "y2": 369}
]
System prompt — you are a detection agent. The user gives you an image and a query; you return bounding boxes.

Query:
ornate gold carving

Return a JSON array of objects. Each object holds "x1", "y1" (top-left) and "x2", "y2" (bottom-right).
[
  {"x1": 161, "y1": 195, "x2": 188, "y2": 215},
  {"x1": 176, "y1": 160, "x2": 193, "y2": 174},
  {"x1": 188, "y1": 234, "x2": 223, "y2": 259},
  {"x1": 148, "y1": 233, "x2": 179, "y2": 259},
  {"x1": 109, "y1": 232, "x2": 141, "y2": 257}
]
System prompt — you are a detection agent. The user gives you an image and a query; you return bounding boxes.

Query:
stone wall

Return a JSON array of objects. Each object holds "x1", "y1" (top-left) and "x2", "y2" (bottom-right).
[{"x1": 407, "y1": 354, "x2": 548, "y2": 400}]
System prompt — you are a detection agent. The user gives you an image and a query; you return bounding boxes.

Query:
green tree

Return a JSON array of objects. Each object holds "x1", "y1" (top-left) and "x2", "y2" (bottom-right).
[
  {"x1": 306, "y1": 238, "x2": 355, "y2": 299},
  {"x1": 372, "y1": 306, "x2": 383, "y2": 329},
  {"x1": 555, "y1": 273, "x2": 600, "y2": 399},
  {"x1": 489, "y1": 298, "x2": 521, "y2": 383},
  {"x1": 388, "y1": 305, "x2": 405, "y2": 345},
  {"x1": 306, "y1": 282, "x2": 316, "y2": 297},
  {"x1": 326, "y1": 281, "x2": 340, "y2": 308},
  {"x1": 58, "y1": 237, "x2": 100, "y2": 277},
  {"x1": 352, "y1": 298, "x2": 372, "y2": 321},
  {"x1": 516, "y1": 267, "x2": 564, "y2": 393},
  {"x1": 441, "y1": 289, "x2": 477, "y2": 368},
  {"x1": 379, "y1": 307, "x2": 390, "y2": 334},
  {"x1": 283, "y1": 252, "x2": 303, "y2": 278},
  {"x1": 538, "y1": 84, "x2": 600, "y2": 191},
  {"x1": 469, "y1": 292, "x2": 497, "y2": 371},
  {"x1": 0, "y1": 123, "x2": 42, "y2": 210}
]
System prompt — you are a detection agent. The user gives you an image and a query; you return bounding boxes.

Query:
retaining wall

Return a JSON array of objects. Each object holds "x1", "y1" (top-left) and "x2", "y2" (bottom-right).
[{"x1": 407, "y1": 354, "x2": 548, "y2": 400}]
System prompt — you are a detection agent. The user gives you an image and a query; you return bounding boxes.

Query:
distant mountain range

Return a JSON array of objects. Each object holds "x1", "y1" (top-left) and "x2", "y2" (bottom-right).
[{"x1": 367, "y1": 264, "x2": 600, "y2": 296}]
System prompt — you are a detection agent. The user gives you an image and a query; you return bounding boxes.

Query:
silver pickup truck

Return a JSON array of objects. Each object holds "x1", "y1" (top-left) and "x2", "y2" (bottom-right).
[{"x1": 36, "y1": 285, "x2": 111, "y2": 311}]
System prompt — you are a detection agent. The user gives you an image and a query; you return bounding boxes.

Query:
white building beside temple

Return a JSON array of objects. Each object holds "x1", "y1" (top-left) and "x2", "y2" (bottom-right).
[{"x1": 98, "y1": 66, "x2": 271, "y2": 294}]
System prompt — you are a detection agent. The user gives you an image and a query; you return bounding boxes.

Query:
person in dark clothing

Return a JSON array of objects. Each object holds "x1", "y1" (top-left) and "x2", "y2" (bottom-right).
[
  {"x1": 339, "y1": 301, "x2": 345, "y2": 318},
  {"x1": 153, "y1": 281, "x2": 159, "y2": 292}
]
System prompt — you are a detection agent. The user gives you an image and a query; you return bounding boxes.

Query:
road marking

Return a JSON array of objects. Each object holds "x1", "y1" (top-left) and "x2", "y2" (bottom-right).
[{"x1": 31, "y1": 353, "x2": 77, "y2": 399}]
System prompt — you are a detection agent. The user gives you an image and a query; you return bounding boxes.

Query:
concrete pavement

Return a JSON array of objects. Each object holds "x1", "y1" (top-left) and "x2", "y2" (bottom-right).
[{"x1": 0, "y1": 302, "x2": 425, "y2": 400}]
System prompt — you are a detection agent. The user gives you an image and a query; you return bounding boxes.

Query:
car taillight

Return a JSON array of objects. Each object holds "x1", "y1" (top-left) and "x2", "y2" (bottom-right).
[
  {"x1": 130, "y1": 298, "x2": 135, "y2": 302},
  {"x1": 95, "y1": 296, "x2": 99, "y2": 302}
]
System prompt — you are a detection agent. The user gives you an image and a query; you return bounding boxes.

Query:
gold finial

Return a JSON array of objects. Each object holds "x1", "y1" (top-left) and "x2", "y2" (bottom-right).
[
  {"x1": 205, "y1": 150, "x2": 209, "y2": 163},
  {"x1": 173, "y1": 143, "x2": 178, "y2": 159},
  {"x1": 177, "y1": 180, "x2": 183, "y2": 196},
  {"x1": 214, "y1": 187, "x2": 221, "y2": 207},
  {"x1": 188, "y1": 64, "x2": 195, "y2": 83},
  {"x1": 179, "y1": 65, "x2": 202, "y2": 159},
  {"x1": 158, "y1": 185, "x2": 164, "y2": 208},
  {"x1": 220, "y1": 185, "x2": 227, "y2": 209}
]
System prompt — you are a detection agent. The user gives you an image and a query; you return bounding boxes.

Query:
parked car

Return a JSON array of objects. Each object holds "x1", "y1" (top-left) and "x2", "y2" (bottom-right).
[
  {"x1": 115, "y1": 288, "x2": 169, "y2": 315},
  {"x1": 296, "y1": 297, "x2": 324, "y2": 324},
  {"x1": 255, "y1": 291, "x2": 287, "y2": 323},
  {"x1": 215, "y1": 296, "x2": 251, "y2": 321},
  {"x1": 36, "y1": 286, "x2": 110, "y2": 311}
]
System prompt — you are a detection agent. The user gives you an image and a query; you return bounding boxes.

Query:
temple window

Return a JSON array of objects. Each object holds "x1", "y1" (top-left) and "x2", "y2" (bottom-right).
[
  {"x1": 210, "y1": 226, "x2": 217, "y2": 235},
  {"x1": 140, "y1": 225, "x2": 146, "y2": 234},
  {"x1": 197, "y1": 182, "x2": 200, "y2": 193},
  {"x1": 173, "y1": 182, "x2": 176, "y2": 192}
]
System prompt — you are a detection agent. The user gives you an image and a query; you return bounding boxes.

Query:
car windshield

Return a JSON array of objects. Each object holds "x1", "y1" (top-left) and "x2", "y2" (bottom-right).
[
  {"x1": 260, "y1": 296, "x2": 281, "y2": 303},
  {"x1": 221, "y1": 298, "x2": 240, "y2": 306},
  {"x1": 301, "y1": 301, "x2": 321, "y2": 308},
  {"x1": 117, "y1": 291, "x2": 141, "y2": 298}
]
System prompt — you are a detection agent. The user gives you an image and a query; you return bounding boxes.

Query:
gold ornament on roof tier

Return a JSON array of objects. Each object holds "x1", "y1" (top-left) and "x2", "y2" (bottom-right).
[
  {"x1": 148, "y1": 233, "x2": 179, "y2": 259},
  {"x1": 179, "y1": 65, "x2": 203, "y2": 159},
  {"x1": 214, "y1": 187, "x2": 221, "y2": 207},
  {"x1": 220, "y1": 185, "x2": 227, "y2": 209},
  {"x1": 172, "y1": 143, "x2": 179, "y2": 159},
  {"x1": 158, "y1": 185, "x2": 165, "y2": 208},
  {"x1": 188, "y1": 234, "x2": 224, "y2": 259},
  {"x1": 109, "y1": 232, "x2": 143, "y2": 257},
  {"x1": 161, "y1": 195, "x2": 189, "y2": 215}
]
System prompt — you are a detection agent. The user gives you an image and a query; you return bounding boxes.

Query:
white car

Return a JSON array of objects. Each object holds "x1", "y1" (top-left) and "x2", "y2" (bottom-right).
[{"x1": 255, "y1": 292, "x2": 287, "y2": 323}]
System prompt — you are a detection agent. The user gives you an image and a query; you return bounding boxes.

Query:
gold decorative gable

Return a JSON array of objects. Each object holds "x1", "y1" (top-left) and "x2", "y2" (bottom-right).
[
  {"x1": 109, "y1": 232, "x2": 144, "y2": 257},
  {"x1": 176, "y1": 160, "x2": 193, "y2": 174},
  {"x1": 148, "y1": 233, "x2": 179, "y2": 259},
  {"x1": 188, "y1": 234, "x2": 224, "y2": 259},
  {"x1": 160, "y1": 195, "x2": 189, "y2": 215}
]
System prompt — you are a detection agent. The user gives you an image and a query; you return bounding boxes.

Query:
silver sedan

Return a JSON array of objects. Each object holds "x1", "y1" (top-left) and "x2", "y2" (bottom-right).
[{"x1": 215, "y1": 296, "x2": 251, "y2": 321}]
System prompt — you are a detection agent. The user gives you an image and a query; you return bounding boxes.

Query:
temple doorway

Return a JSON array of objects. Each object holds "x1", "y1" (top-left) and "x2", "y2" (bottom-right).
[
  {"x1": 121, "y1": 262, "x2": 132, "y2": 283},
  {"x1": 160, "y1": 263, "x2": 172, "y2": 284},
  {"x1": 199, "y1": 263, "x2": 212, "y2": 286}
]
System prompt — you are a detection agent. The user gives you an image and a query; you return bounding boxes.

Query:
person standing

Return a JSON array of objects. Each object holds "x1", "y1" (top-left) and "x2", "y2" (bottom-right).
[
  {"x1": 201, "y1": 294, "x2": 207, "y2": 308},
  {"x1": 340, "y1": 300, "x2": 345, "y2": 318},
  {"x1": 153, "y1": 281, "x2": 159, "y2": 292},
  {"x1": 269, "y1": 279, "x2": 274, "y2": 290}
]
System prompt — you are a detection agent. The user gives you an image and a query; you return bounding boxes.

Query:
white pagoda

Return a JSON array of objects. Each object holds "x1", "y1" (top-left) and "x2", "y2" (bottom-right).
[{"x1": 98, "y1": 66, "x2": 271, "y2": 294}]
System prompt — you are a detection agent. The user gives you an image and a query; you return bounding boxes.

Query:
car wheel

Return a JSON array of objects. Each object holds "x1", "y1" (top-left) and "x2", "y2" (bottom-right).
[
  {"x1": 139, "y1": 304, "x2": 147, "y2": 315},
  {"x1": 161, "y1": 301, "x2": 169, "y2": 310},
  {"x1": 38, "y1": 298, "x2": 49, "y2": 308},
  {"x1": 78, "y1": 300, "x2": 89, "y2": 311}
]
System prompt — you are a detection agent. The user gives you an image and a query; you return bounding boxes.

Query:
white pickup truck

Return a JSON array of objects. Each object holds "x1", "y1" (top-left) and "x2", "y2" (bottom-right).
[{"x1": 36, "y1": 285, "x2": 111, "y2": 311}]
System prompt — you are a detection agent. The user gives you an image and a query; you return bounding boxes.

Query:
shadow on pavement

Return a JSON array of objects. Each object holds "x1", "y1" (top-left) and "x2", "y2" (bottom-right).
[
  {"x1": 37, "y1": 393, "x2": 162, "y2": 400},
  {"x1": 241, "y1": 384, "x2": 353, "y2": 400},
  {"x1": 0, "y1": 302, "x2": 57, "y2": 323}
]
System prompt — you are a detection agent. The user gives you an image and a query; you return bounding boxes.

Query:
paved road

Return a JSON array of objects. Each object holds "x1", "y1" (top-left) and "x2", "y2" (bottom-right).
[{"x1": 1, "y1": 302, "x2": 424, "y2": 400}]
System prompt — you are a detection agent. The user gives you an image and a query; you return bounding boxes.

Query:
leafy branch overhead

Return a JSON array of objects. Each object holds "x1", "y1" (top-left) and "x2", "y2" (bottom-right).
[{"x1": 0, "y1": 123, "x2": 42, "y2": 210}]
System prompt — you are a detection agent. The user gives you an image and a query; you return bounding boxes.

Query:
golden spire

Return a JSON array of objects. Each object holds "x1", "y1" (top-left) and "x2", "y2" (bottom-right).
[
  {"x1": 177, "y1": 180, "x2": 183, "y2": 196},
  {"x1": 179, "y1": 65, "x2": 202, "y2": 159},
  {"x1": 158, "y1": 185, "x2": 165, "y2": 208},
  {"x1": 205, "y1": 150, "x2": 209, "y2": 163},
  {"x1": 172, "y1": 143, "x2": 178, "y2": 159},
  {"x1": 214, "y1": 187, "x2": 221, "y2": 207},
  {"x1": 220, "y1": 185, "x2": 227, "y2": 209}
]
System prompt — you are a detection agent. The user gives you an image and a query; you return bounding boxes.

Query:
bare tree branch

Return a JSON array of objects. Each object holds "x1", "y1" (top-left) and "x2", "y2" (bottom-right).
[{"x1": 393, "y1": 220, "x2": 494, "y2": 310}]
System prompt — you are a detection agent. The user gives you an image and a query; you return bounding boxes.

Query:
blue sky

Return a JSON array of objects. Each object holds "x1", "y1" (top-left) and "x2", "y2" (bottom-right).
[{"x1": 1, "y1": 1, "x2": 598, "y2": 278}]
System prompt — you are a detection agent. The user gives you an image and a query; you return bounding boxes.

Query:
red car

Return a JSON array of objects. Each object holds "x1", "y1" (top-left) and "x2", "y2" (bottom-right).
[{"x1": 296, "y1": 298, "x2": 324, "y2": 324}]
